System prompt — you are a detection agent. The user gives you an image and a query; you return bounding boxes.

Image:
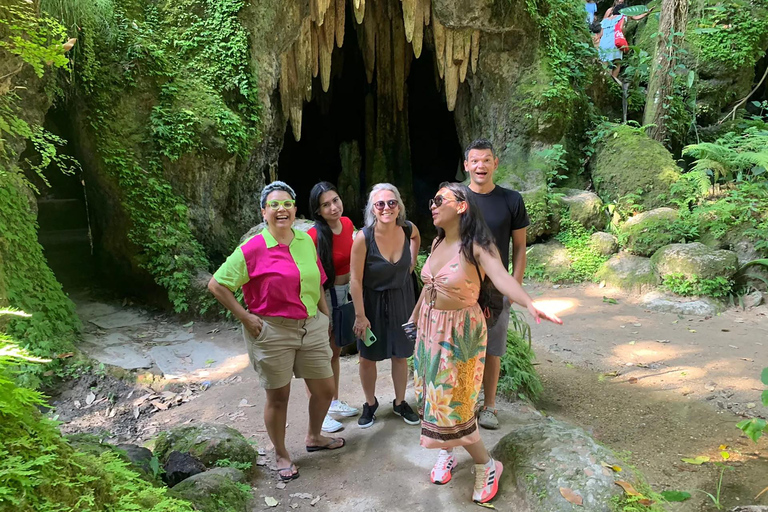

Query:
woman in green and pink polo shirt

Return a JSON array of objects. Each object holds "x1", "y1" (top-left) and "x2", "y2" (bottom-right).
[{"x1": 208, "y1": 181, "x2": 345, "y2": 483}]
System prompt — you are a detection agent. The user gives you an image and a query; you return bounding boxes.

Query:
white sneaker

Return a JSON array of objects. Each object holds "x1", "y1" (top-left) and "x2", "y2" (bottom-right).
[
  {"x1": 321, "y1": 414, "x2": 343, "y2": 433},
  {"x1": 328, "y1": 400, "x2": 360, "y2": 417},
  {"x1": 430, "y1": 450, "x2": 456, "y2": 485},
  {"x1": 473, "y1": 459, "x2": 503, "y2": 503}
]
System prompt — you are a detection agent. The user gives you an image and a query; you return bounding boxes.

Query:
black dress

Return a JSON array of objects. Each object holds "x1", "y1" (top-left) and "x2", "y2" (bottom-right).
[{"x1": 358, "y1": 222, "x2": 416, "y2": 361}]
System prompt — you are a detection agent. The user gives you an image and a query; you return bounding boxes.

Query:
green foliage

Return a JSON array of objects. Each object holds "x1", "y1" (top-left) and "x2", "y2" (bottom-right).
[
  {"x1": 214, "y1": 458, "x2": 252, "y2": 471},
  {"x1": 683, "y1": 126, "x2": 768, "y2": 184},
  {"x1": 690, "y1": 0, "x2": 768, "y2": 73},
  {"x1": 35, "y1": 0, "x2": 263, "y2": 313},
  {"x1": 669, "y1": 169, "x2": 711, "y2": 210},
  {"x1": 521, "y1": 0, "x2": 597, "y2": 126},
  {"x1": 0, "y1": 3, "x2": 69, "y2": 79},
  {"x1": 497, "y1": 317, "x2": 543, "y2": 401},
  {"x1": 691, "y1": 181, "x2": 768, "y2": 254},
  {"x1": 661, "y1": 273, "x2": 733, "y2": 298},
  {"x1": 554, "y1": 215, "x2": 609, "y2": 282},
  {"x1": 736, "y1": 368, "x2": 768, "y2": 443},
  {"x1": 0, "y1": 315, "x2": 195, "y2": 511}
]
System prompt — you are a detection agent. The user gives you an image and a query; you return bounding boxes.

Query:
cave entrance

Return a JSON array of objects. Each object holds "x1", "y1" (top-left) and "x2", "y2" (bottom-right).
[
  {"x1": 276, "y1": 1, "x2": 464, "y2": 235},
  {"x1": 28, "y1": 108, "x2": 96, "y2": 294}
]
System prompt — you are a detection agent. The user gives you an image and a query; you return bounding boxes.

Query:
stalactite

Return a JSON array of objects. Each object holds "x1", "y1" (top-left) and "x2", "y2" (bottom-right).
[
  {"x1": 422, "y1": 0, "x2": 430, "y2": 25},
  {"x1": 312, "y1": 0, "x2": 331, "y2": 25},
  {"x1": 411, "y1": 0, "x2": 424, "y2": 58},
  {"x1": 471, "y1": 29, "x2": 480, "y2": 74},
  {"x1": 298, "y1": 19, "x2": 313, "y2": 102},
  {"x1": 353, "y1": 0, "x2": 366, "y2": 24},
  {"x1": 311, "y1": 22, "x2": 319, "y2": 78},
  {"x1": 433, "y1": 16, "x2": 445, "y2": 78},
  {"x1": 362, "y1": 3, "x2": 377, "y2": 83},
  {"x1": 319, "y1": 24, "x2": 333, "y2": 92},
  {"x1": 444, "y1": 55, "x2": 459, "y2": 111},
  {"x1": 393, "y1": 12, "x2": 407, "y2": 111},
  {"x1": 402, "y1": 0, "x2": 416, "y2": 42},
  {"x1": 335, "y1": 0, "x2": 345, "y2": 47}
]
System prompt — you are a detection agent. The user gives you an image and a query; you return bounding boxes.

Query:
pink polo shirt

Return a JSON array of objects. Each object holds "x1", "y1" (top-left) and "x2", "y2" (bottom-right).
[{"x1": 213, "y1": 229, "x2": 326, "y2": 319}]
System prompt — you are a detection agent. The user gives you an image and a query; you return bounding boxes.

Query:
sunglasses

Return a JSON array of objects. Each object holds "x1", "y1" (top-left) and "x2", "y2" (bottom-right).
[
  {"x1": 266, "y1": 199, "x2": 296, "y2": 210},
  {"x1": 373, "y1": 199, "x2": 399, "y2": 211},
  {"x1": 428, "y1": 195, "x2": 460, "y2": 209}
]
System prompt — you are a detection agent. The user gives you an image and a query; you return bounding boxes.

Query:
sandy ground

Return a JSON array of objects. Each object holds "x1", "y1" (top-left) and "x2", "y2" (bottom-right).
[{"x1": 57, "y1": 281, "x2": 768, "y2": 511}]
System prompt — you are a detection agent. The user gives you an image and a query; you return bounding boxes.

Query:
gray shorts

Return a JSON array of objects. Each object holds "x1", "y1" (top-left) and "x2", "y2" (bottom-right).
[
  {"x1": 486, "y1": 298, "x2": 511, "y2": 357},
  {"x1": 324, "y1": 283, "x2": 350, "y2": 328}
]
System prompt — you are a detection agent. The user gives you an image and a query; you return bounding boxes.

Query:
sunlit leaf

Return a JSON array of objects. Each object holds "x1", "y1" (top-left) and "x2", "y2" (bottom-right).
[
  {"x1": 615, "y1": 481, "x2": 641, "y2": 496},
  {"x1": 660, "y1": 490, "x2": 691, "y2": 502},
  {"x1": 619, "y1": 5, "x2": 649, "y2": 15},
  {"x1": 680, "y1": 456, "x2": 710, "y2": 465},
  {"x1": 720, "y1": 451, "x2": 730, "y2": 460}
]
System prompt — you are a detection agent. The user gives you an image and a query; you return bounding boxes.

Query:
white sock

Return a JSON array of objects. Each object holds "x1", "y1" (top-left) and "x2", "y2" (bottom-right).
[
  {"x1": 485, "y1": 457, "x2": 495, "y2": 469},
  {"x1": 440, "y1": 449, "x2": 453, "y2": 455},
  {"x1": 331, "y1": 399, "x2": 339, "y2": 406}
]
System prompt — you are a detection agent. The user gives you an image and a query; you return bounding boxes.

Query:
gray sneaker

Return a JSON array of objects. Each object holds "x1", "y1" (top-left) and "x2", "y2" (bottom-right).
[{"x1": 477, "y1": 407, "x2": 499, "y2": 430}]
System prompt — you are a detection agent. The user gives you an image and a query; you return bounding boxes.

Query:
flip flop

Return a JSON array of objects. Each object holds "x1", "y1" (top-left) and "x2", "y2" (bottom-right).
[
  {"x1": 277, "y1": 465, "x2": 299, "y2": 481},
  {"x1": 305, "y1": 437, "x2": 346, "y2": 452}
]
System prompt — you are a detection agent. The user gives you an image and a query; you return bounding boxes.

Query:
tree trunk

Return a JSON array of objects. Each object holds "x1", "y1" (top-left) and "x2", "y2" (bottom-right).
[{"x1": 643, "y1": 0, "x2": 689, "y2": 142}]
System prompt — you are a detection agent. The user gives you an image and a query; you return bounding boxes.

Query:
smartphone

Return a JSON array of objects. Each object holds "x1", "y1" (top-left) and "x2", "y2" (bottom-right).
[
  {"x1": 362, "y1": 327, "x2": 377, "y2": 347},
  {"x1": 401, "y1": 321, "x2": 417, "y2": 343}
]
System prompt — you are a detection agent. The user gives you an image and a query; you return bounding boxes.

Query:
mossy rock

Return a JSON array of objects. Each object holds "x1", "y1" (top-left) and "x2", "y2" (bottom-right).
[
  {"x1": 590, "y1": 232, "x2": 619, "y2": 256},
  {"x1": 520, "y1": 186, "x2": 553, "y2": 243},
  {"x1": 171, "y1": 467, "x2": 251, "y2": 512},
  {"x1": 590, "y1": 125, "x2": 680, "y2": 210},
  {"x1": 526, "y1": 241, "x2": 573, "y2": 282},
  {"x1": 154, "y1": 423, "x2": 257, "y2": 471},
  {"x1": 651, "y1": 242, "x2": 739, "y2": 281},
  {"x1": 596, "y1": 253, "x2": 659, "y2": 293},
  {"x1": 65, "y1": 433, "x2": 117, "y2": 458},
  {"x1": 620, "y1": 208, "x2": 681, "y2": 257},
  {"x1": 491, "y1": 418, "x2": 628, "y2": 511},
  {"x1": 553, "y1": 188, "x2": 607, "y2": 231}
]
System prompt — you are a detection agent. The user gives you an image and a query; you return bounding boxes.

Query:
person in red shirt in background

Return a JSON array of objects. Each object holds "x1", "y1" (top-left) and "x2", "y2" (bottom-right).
[{"x1": 308, "y1": 182, "x2": 360, "y2": 433}]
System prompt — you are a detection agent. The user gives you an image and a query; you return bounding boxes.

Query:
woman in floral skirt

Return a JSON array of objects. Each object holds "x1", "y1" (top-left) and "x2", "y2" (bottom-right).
[{"x1": 409, "y1": 182, "x2": 561, "y2": 504}]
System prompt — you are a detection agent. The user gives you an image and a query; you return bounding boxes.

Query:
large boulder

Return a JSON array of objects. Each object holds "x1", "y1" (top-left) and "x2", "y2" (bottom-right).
[
  {"x1": 640, "y1": 291, "x2": 721, "y2": 317},
  {"x1": 491, "y1": 418, "x2": 627, "y2": 511},
  {"x1": 154, "y1": 423, "x2": 257, "y2": 470},
  {"x1": 651, "y1": 242, "x2": 739, "y2": 281},
  {"x1": 596, "y1": 253, "x2": 659, "y2": 293},
  {"x1": 553, "y1": 188, "x2": 607, "y2": 231},
  {"x1": 171, "y1": 467, "x2": 251, "y2": 512},
  {"x1": 590, "y1": 125, "x2": 680, "y2": 210},
  {"x1": 590, "y1": 232, "x2": 619, "y2": 256},
  {"x1": 620, "y1": 208, "x2": 681, "y2": 257},
  {"x1": 526, "y1": 241, "x2": 573, "y2": 282}
]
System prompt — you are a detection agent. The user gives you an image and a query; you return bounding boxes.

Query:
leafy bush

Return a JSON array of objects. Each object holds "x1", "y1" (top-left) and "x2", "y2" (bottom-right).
[
  {"x1": 660, "y1": 273, "x2": 733, "y2": 298},
  {"x1": 554, "y1": 215, "x2": 609, "y2": 282},
  {"x1": 497, "y1": 311, "x2": 543, "y2": 401},
  {"x1": 0, "y1": 310, "x2": 195, "y2": 512},
  {"x1": 683, "y1": 126, "x2": 768, "y2": 183},
  {"x1": 736, "y1": 368, "x2": 768, "y2": 443}
]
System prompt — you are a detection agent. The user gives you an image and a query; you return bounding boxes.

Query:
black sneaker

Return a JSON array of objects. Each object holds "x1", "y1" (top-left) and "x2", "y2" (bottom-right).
[
  {"x1": 393, "y1": 399, "x2": 420, "y2": 425},
  {"x1": 358, "y1": 398, "x2": 378, "y2": 428}
]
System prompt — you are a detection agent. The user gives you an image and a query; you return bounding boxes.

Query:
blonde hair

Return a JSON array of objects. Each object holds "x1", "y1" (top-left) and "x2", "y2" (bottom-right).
[{"x1": 363, "y1": 183, "x2": 407, "y2": 228}]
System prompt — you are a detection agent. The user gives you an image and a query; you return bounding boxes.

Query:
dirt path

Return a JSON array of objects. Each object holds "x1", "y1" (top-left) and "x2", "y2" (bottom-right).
[{"x1": 56, "y1": 282, "x2": 768, "y2": 510}]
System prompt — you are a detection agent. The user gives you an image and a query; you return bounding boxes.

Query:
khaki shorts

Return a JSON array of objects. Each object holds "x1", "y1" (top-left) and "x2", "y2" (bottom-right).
[{"x1": 243, "y1": 313, "x2": 333, "y2": 389}]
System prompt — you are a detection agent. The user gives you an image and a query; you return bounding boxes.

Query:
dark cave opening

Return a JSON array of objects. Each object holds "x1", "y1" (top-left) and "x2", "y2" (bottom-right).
[
  {"x1": 277, "y1": 10, "x2": 462, "y2": 236},
  {"x1": 28, "y1": 109, "x2": 96, "y2": 295}
]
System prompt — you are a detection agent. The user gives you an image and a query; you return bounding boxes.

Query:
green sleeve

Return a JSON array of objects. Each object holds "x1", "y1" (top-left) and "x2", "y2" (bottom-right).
[{"x1": 212, "y1": 247, "x2": 249, "y2": 292}]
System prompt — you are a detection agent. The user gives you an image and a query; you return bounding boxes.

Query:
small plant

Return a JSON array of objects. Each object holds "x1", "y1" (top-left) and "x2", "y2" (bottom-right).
[
  {"x1": 661, "y1": 273, "x2": 733, "y2": 298},
  {"x1": 736, "y1": 368, "x2": 768, "y2": 443},
  {"x1": 497, "y1": 312, "x2": 542, "y2": 402},
  {"x1": 694, "y1": 452, "x2": 733, "y2": 510},
  {"x1": 214, "y1": 458, "x2": 252, "y2": 471}
]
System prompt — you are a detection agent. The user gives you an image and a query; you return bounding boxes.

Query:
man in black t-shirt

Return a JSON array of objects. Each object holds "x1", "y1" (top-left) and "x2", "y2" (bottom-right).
[{"x1": 465, "y1": 138, "x2": 529, "y2": 430}]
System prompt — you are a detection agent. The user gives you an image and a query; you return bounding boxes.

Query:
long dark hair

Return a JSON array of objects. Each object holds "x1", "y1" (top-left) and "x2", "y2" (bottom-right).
[
  {"x1": 432, "y1": 182, "x2": 496, "y2": 270},
  {"x1": 309, "y1": 181, "x2": 338, "y2": 290}
]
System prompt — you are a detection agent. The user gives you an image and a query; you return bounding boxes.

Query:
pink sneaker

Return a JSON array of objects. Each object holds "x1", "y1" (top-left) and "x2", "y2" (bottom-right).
[
  {"x1": 472, "y1": 459, "x2": 503, "y2": 503},
  {"x1": 430, "y1": 450, "x2": 456, "y2": 485}
]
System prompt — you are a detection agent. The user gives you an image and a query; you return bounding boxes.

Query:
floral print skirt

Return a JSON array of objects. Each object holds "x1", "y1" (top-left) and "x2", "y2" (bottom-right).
[{"x1": 414, "y1": 303, "x2": 487, "y2": 449}]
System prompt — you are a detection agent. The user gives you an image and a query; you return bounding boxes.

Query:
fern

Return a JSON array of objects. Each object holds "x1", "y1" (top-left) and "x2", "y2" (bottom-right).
[{"x1": 683, "y1": 127, "x2": 768, "y2": 183}]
